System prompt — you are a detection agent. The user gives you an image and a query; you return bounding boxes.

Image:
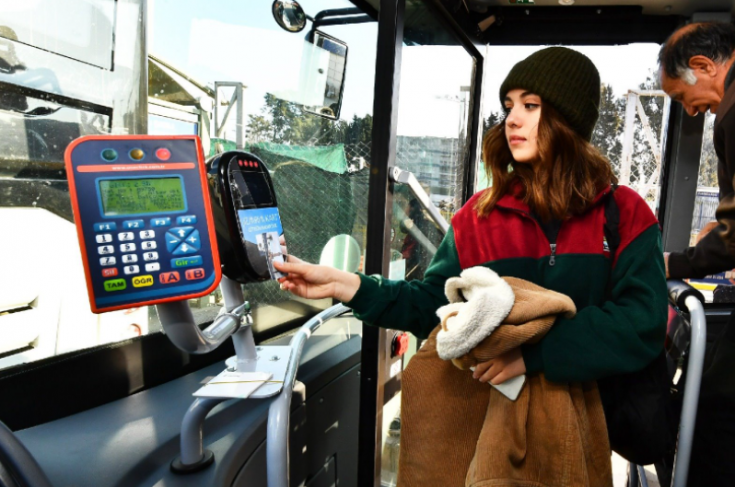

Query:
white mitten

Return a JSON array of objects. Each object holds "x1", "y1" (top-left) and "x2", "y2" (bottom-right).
[{"x1": 435, "y1": 267, "x2": 514, "y2": 360}]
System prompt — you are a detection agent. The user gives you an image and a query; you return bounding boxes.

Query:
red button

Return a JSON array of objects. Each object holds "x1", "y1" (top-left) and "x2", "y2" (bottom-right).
[
  {"x1": 155, "y1": 148, "x2": 171, "y2": 160},
  {"x1": 102, "y1": 268, "x2": 118, "y2": 277},
  {"x1": 391, "y1": 332, "x2": 410, "y2": 357},
  {"x1": 185, "y1": 268, "x2": 206, "y2": 280},
  {"x1": 159, "y1": 271, "x2": 180, "y2": 284}
]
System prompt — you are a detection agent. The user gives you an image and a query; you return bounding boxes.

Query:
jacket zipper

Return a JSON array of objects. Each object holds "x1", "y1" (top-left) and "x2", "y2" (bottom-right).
[{"x1": 497, "y1": 206, "x2": 558, "y2": 267}]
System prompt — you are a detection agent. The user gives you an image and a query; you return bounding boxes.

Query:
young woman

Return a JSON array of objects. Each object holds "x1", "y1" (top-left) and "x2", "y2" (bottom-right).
[
  {"x1": 275, "y1": 46, "x2": 668, "y2": 486},
  {"x1": 275, "y1": 47, "x2": 667, "y2": 388}
]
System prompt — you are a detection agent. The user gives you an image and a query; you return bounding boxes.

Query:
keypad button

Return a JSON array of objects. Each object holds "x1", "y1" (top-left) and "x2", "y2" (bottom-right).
[
  {"x1": 104, "y1": 279, "x2": 126, "y2": 292},
  {"x1": 122, "y1": 254, "x2": 138, "y2": 264},
  {"x1": 165, "y1": 233, "x2": 181, "y2": 252},
  {"x1": 151, "y1": 217, "x2": 171, "y2": 227},
  {"x1": 98, "y1": 245, "x2": 115, "y2": 255},
  {"x1": 120, "y1": 243, "x2": 137, "y2": 253},
  {"x1": 169, "y1": 226, "x2": 194, "y2": 240},
  {"x1": 172, "y1": 242, "x2": 196, "y2": 255},
  {"x1": 143, "y1": 252, "x2": 159, "y2": 261},
  {"x1": 140, "y1": 230, "x2": 155, "y2": 240},
  {"x1": 94, "y1": 222, "x2": 117, "y2": 232},
  {"x1": 182, "y1": 230, "x2": 201, "y2": 250},
  {"x1": 142, "y1": 241, "x2": 157, "y2": 250},
  {"x1": 132, "y1": 275, "x2": 154, "y2": 288},
  {"x1": 118, "y1": 232, "x2": 135, "y2": 241},
  {"x1": 96, "y1": 234, "x2": 113, "y2": 243},
  {"x1": 159, "y1": 271, "x2": 181, "y2": 284},
  {"x1": 185, "y1": 268, "x2": 206, "y2": 280},
  {"x1": 100, "y1": 257, "x2": 117, "y2": 266},
  {"x1": 123, "y1": 220, "x2": 144, "y2": 229},
  {"x1": 123, "y1": 265, "x2": 140, "y2": 275},
  {"x1": 145, "y1": 262, "x2": 161, "y2": 272},
  {"x1": 177, "y1": 215, "x2": 197, "y2": 225},
  {"x1": 102, "y1": 268, "x2": 118, "y2": 277},
  {"x1": 171, "y1": 256, "x2": 203, "y2": 268}
]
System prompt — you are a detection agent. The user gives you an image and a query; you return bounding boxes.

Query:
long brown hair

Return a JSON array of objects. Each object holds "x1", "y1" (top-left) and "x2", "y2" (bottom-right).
[{"x1": 475, "y1": 102, "x2": 617, "y2": 221}]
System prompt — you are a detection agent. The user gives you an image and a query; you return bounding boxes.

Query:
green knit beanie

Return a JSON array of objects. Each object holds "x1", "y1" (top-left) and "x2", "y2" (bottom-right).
[{"x1": 499, "y1": 47, "x2": 601, "y2": 141}]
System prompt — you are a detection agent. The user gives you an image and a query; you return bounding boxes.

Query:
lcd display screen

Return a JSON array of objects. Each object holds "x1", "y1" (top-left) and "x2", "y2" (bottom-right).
[
  {"x1": 230, "y1": 170, "x2": 274, "y2": 208},
  {"x1": 98, "y1": 178, "x2": 185, "y2": 216}
]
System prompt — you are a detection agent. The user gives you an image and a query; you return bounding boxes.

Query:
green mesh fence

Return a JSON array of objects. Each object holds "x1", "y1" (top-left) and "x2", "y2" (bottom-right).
[{"x1": 239, "y1": 143, "x2": 371, "y2": 306}]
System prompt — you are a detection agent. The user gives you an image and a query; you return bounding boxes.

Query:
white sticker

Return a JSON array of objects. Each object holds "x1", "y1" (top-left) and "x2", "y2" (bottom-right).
[{"x1": 389, "y1": 359, "x2": 402, "y2": 379}]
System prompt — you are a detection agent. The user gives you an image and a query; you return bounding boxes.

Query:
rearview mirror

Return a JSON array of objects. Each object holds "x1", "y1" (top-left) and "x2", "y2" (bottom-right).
[
  {"x1": 272, "y1": 1, "x2": 308, "y2": 33},
  {"x1": 302, "y1": 30, "x2": 347, "y2": 121}
]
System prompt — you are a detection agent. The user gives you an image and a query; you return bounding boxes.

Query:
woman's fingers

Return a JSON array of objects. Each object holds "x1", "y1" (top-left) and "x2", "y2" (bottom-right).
[
  {"x1": 472, "y1": 360, "x2": 493, "y2": 379},
  {"x1": 479, "y1": 362, "x2": 502, "y2": 383}
]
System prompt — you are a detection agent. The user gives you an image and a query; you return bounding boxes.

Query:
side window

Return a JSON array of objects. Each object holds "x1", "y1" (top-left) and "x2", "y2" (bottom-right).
[
  {"x1": 0, "y1": 0, "x2": 377, "y2": 369},
  {"x1": 687, "y1": 113, "x2": 730, "y2": 304},
  {"x1": 478, "y1": 44, "x2": 669, "y2": 214}
]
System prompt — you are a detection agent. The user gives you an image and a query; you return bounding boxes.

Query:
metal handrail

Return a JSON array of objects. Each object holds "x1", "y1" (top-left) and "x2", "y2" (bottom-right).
[
  {"x1": 671, "y1": 293, "x2": 707, "y2": 487},
  {"x1": 266, "y1": 304, "x2": 350, "y2": 487},
  {"x1": 630, "y1": 280, "x2": 707, "y2": 487},
  {"x1": 390, "y1": 167, "x2": 449, "y2": 235}
]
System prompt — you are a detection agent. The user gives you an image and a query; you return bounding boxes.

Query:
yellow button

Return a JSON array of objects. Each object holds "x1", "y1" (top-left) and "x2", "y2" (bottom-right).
[
  {"x1": 132, "y1": 275, "x2": 154, "y2": 288},
  {"x1": 104, "y1": 279, "x2": 127, "y2": 292}
]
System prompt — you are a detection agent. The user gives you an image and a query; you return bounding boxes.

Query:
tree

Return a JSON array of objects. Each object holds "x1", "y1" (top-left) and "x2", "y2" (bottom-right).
[
  {"x1": 482, "y1": 111, "x2": 503, "y2": 134},
  {"x1": 246, "y1": 114, "x2": 272, "y2": 144},
  {"x1": 591, "y1": 84, "x2": 624, "y2": 170}
]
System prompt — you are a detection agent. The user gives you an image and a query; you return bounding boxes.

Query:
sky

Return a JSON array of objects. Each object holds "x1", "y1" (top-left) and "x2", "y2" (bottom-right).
[{"x1": 148, "y1": 0, "x2": 664, "y2": 140}]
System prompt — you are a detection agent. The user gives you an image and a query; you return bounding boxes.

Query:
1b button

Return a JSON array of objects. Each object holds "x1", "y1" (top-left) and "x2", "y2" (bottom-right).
[{"x1": 185, "y1": 268, "x2": 206, "y2": 280}]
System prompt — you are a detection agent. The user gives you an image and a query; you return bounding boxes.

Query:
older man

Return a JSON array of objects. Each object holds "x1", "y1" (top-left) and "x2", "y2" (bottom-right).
[
  {"x1": 661, "y1": 22, "x2": 735, "y2": 278},
  {"x1": 659, "y1": 21, "x2": 735, "y2": 487}
]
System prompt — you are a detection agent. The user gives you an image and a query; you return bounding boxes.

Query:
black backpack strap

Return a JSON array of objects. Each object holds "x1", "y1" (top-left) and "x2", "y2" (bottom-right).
[{"x1": 604, "y1": 184, "x2": 621, "y2": 257}]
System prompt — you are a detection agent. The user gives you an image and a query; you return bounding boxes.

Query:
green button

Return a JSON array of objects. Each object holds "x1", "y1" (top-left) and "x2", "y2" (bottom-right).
[{"x1": 104, "y1": 278, "x2": 127, "y2": 292}]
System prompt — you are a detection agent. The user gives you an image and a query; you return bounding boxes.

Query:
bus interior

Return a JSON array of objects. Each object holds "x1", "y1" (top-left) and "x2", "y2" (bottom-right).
[{"x1": 0, "y1": 0, "x2": 734, "y2": 486}]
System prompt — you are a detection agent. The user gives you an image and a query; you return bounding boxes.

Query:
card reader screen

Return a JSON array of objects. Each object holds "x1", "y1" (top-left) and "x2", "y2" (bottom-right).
[{"x1": 98, "y1": 177, "x2": 185, "y2": 216}]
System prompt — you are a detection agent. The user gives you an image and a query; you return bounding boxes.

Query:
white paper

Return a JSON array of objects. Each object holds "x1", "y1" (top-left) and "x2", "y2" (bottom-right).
[{"x1": 193, "y1": 370, "x2": 273, "y2": 399}]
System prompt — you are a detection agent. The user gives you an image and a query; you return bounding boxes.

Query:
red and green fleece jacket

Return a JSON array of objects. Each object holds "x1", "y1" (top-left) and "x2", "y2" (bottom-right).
[{"x1": 345, "y1": 185, "x2": 668, "y2": 383}]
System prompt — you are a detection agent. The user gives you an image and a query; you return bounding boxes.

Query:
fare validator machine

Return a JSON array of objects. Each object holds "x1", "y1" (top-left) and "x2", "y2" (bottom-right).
[{"x1": 66, "y1": 136, "x2": 295, "y2": 474}]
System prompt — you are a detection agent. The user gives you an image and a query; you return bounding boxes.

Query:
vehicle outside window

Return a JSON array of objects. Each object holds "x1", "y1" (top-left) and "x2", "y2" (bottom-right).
[{"x1": 0, "y1": 0, "x2": 378, "y2": 369}]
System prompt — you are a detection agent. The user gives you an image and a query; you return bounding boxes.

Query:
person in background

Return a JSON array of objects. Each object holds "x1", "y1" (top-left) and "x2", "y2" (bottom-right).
[{"x1": 659, "y1": 21, "x2": 735, "y2": 487}]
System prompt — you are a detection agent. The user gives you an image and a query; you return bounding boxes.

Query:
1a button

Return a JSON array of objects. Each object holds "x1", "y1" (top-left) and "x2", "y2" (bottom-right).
[
  {"x1": 95, "y1": 234, "x2": 113, "y2": 244},
  {"x1": 104, "y1": 279, "x2": 126, "y2": 292},
  {"x1": 159, "y1": 271, "x2": 181, "y2": 284}
]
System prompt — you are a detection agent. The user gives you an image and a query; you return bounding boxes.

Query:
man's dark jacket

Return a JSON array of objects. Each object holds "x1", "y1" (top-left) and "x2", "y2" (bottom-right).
[{"x1": 669, "y1": 64, "x2": 735, "y2": 278}]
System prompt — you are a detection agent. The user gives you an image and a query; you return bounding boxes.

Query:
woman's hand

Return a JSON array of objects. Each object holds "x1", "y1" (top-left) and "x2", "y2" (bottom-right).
[
  {"x1": 472, "y1": 348, "x2": 526, "y2": 385},
  {"x1": 274, "y1": 258, "x2": 361, "y2": 303}
]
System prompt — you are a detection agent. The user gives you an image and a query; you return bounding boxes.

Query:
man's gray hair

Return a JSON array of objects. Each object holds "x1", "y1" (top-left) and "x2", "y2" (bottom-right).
[{"x1": 658, "y1": 22, "x2": 735, "y2": 81}]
